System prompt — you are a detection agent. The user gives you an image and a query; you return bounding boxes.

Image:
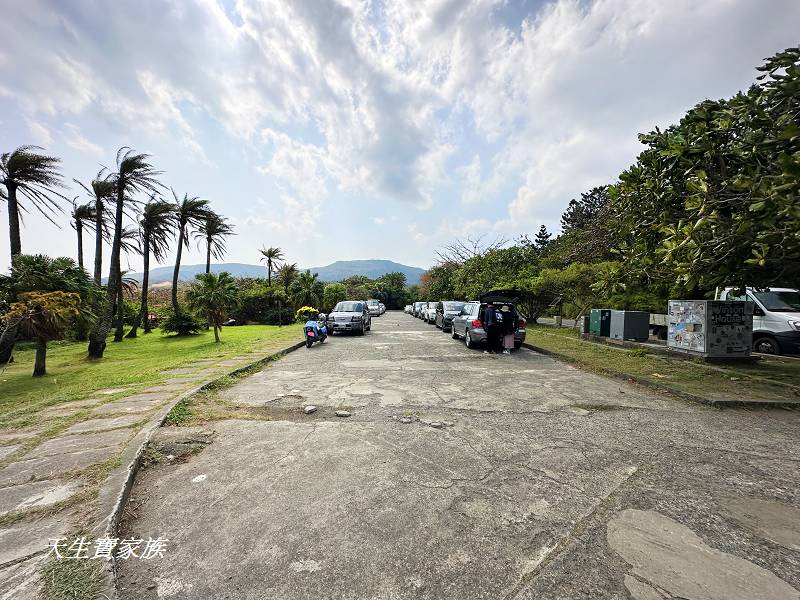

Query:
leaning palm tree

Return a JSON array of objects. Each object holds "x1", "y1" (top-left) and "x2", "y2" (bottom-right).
[
  {"x1": 185, "y1": 272, "x2": 239, "y2": 343},
  {"x1": 75, "y1": 170, "x2": 115, "y2": 285},
  {"x1": 259, "y1": 246, "x2": 283, "y2": 286},
  {"x1": 0, "y1": 145, "x2": 66, "y2": 257},
  {"x1": 70, "y1": 199, "x2": 95, "y2": 271},
  {"x1": 171, "y1": 190, "x2": 212, "y2": 314},
  {"x1": 88, "y1": 148, "x2": 161, "y2": 358},
  {"x1": 127, "y1": 197, "x2": 175, "y2": 337},
  {"x1": 196, "y1": 212, "x2": 235, "y2": 274}
]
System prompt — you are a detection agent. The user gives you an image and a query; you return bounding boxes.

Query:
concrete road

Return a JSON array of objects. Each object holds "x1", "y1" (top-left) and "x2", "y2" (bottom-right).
[{"x1": 118, "y1": 311, "x2": 800, "y2": 600}]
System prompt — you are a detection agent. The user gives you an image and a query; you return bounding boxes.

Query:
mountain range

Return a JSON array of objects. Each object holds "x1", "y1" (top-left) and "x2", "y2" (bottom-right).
[{"x1": 125, "y1": 259, "x2": 426, "y2": 286}]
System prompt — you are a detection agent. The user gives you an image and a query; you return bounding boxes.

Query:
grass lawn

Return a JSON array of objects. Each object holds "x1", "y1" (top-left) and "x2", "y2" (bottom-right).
[
  {"x1": 0, "y1": 324, "x2": 302, "y2": 428},
  {"x1": 527, "y1": 324, "x2": 800, "y2": 403}
]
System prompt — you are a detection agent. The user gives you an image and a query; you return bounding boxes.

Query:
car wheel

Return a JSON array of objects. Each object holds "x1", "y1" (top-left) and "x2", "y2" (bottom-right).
[
  {"x1": 465, "y1": 330, "x2": 476, "y2": 349},
  {"x1": 451, "y1": 325, "x2": 459, "y2": 339},
  {"x1": 754, "y1": 335, "x2": 781, "y2": 355},
  {"x1": 514, "y1": 342, "x2": 522, "y2": 350}
]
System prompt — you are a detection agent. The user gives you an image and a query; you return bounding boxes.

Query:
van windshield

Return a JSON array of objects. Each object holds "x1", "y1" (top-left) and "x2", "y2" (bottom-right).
[
  {"x1": 753, "y1": 290, "x2": 800, "y2": 312},
  {"x1": 334, "y1": 302, "x2": 363, "y2": 312}
]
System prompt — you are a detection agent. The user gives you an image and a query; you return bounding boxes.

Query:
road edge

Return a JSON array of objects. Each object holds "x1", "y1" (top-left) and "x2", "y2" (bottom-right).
[{"x1": 92, "y1": 340, "x2": 305, "y2": 599}]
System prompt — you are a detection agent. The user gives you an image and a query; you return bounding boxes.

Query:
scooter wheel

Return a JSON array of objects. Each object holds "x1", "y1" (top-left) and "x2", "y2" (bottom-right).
[{"x1": 306, "y1": 340, "x2": 313, "y2": 348}]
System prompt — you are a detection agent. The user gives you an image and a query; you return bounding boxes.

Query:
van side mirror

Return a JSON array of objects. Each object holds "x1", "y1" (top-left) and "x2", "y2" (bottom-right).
[{"x1": 753, "y1": 306, "x2": 765, "y2": 317}]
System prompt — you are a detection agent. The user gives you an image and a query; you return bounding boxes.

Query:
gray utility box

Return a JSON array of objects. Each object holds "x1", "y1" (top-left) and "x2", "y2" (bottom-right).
[
  {"x1": 667, "y1": 300, "x2": 752, "y2": 358},
  {"x1": 609, "y1": 310, "x2": 650, "y2": 341}
]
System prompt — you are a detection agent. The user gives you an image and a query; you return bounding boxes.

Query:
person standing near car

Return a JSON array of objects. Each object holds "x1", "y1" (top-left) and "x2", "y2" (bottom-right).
[{"x1": 484, "y1": 302, "x2": 501, "y2": 354}]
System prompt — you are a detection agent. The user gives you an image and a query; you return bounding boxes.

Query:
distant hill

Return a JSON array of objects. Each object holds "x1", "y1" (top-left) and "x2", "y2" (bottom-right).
[{"x1": 125, "y1": 259, "x2": 425, "y2": 286}]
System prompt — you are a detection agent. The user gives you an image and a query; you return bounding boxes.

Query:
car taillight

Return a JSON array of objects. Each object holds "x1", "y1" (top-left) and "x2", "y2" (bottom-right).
[
  {"x1": 518, "y1": 318, "x2": 526, "y2": 328},
  {"x1": 471, "y1": 319, "x2": 482, "y2": 328}
]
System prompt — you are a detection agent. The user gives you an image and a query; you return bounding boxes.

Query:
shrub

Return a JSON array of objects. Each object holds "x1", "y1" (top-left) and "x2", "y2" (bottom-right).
[
  {"x1": 159, "y1": 309, "x2": 202, "y2": 336},
  {"x1": 295, "y1": 306, "x2": 318, "y2": 322}
]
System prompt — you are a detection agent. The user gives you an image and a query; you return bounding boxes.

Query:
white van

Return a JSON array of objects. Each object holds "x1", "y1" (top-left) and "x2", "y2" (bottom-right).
[{"x1": 719, "y1": 287, "x2": 800, "y2": 355}]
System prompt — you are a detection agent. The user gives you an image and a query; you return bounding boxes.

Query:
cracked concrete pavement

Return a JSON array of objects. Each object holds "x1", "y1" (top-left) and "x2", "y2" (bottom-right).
[{"x1": 117, "y1": 311, "x2": 800, "y2": 599}]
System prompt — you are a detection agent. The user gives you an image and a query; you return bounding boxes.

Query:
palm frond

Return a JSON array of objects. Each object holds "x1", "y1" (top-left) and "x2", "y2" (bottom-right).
[
  {"x1": 195, "y1": 212, "x2": 235, "y2": 260},
  {"x1": 1, "y1": 145, "x2": 67, "y2": 225}
]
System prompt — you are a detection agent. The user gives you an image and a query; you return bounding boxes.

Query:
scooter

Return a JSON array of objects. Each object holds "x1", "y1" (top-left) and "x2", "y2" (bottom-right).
[{"x1": 304, "y1": 315, "x2": 328, "y2": 348}]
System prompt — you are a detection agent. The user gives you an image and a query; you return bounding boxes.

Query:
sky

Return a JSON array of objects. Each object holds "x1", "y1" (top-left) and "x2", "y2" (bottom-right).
[{"x1": 1, "y1": 0, "x2": 799, "y2": 274}]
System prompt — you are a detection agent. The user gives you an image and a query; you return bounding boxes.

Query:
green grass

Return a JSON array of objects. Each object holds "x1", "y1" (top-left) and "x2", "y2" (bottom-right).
[
  {"x1": 527, "y1": 325, "x2": 800, "y2": 403},
  {"x1": 0, "y1": 324, "x2": 302, "y2": 428}
]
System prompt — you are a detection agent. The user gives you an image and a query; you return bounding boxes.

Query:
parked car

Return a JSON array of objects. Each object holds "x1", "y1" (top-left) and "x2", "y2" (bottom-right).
[
  {"x1": 404, "y1": 304, "x2": 413, "y2": 314},
  {"x1": 378, "y1": 302, "x2": 386, "y2": 315},
  {"x1": 422, "y1": 301, "x2": 438, "y2": 323},
  {"x1": 435, "y1": 301, "x2": 466, "y2": 331},
  {"x1": 326, "y1": 300, "x2": 371, "y2": 335},
  {"x1": 720, "y1": 287, "x2": 800, "y2": 355},
  {"x1": 366, "y1": 299, "x2": 382, "y2": 317},
  {"x1": 451, "y1": 290, "x2": 527, "y2": 350},
  {"x1": 413, "y1": 301, "x2": 426, "y2": 318}
]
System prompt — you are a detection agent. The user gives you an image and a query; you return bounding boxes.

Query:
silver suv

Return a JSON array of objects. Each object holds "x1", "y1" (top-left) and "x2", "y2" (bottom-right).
[
  {"x1": 326, "y1": 301, "x2": 371, "y2": 335},
  {"x1": 451, "y1": 290, "x2": 526, "y2": 350}
]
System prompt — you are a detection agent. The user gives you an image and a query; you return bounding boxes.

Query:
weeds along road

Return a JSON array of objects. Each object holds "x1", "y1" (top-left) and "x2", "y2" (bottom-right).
[{"x1": 118, "y1": 311, "x2": 800, "y2": 600}]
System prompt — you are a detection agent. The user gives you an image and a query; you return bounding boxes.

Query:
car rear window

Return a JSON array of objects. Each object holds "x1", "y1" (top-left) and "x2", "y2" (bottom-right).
[
  {"x1": 335, "y1": 302, "x2": 363, "y2": 312},
  {"x1": 444, "y1": 302, "x2": 465, "y2": 311}
]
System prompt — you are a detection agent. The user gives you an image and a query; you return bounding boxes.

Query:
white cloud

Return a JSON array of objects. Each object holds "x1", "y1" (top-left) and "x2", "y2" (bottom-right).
[
  {"x1": 63, "y1": 124, "x2": 103, "y2": 156},
  {"x1": 1, "y1": 0, "x2": 798, "y2": 269}
]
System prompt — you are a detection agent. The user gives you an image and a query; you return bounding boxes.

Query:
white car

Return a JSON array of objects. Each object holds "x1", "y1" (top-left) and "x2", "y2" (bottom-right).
[
  {"x1": 366, "y1": 299, "x2": 382, "y2": 316},
  {"x1": 378, "y1": 302, "x2": 386, "y2": 315},
  {"x1": 423, "y1": 301, "x2": 438, "y2": 323},
  {"x1": 404, "y1": 304, "x2": 413, "y2": 314}
]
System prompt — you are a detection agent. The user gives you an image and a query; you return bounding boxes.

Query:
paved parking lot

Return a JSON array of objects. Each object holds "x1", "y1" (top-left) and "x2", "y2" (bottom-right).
[{"x1": 118, "y1": 312, "x2": 800, "y2": 599}]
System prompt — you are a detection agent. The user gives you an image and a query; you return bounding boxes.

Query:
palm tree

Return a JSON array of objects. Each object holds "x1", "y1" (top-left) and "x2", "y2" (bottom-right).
[
  {"x1": 276, "y1": 262, "x2": 299, "y2": 294},
  {"x1": 291, "y1": 269, "x2": 320, "y2": 306},
  {"x1": 185, "y1": 272, "x2": 239, "y2": 343},
  {"x1": 259, "y1": 246, "x2": 283, "y2": 285},
  {"x1": 171, "y1": 190, "x2": 212, "y2": 314},
  {"x1": 196, "y1": 212, "x2": 235, "y2": 274},
  {"x1": 127, "y1": 197, "x2": 175, "y2": 337},
  {"x1": 70, "y1": 199, "x2": 95, "y2": 271},
  {"x1": 88, "y1": 148, "x2": 161, "y2": 358},
  {"x1": 0, "y1": 145, "x2": 66, "y2": 257},
  {"x1": 75, "y1": 170, "x2": 115, "y2": 285},
  {"x1": 114, "y1": 227, "x2": 141, "y2": 342}
]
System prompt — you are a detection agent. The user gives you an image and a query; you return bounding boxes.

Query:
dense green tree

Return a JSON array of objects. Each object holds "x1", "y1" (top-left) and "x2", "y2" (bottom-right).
[
  {"x1": 613, "y1": 47, "x2": 800, "y2": 292},
  {"x1": 322, "y1": 282, "x2": 347, "y2": 311},
  {"x1": 534, "y1": 225, "x2": 552, "y2": 250}
]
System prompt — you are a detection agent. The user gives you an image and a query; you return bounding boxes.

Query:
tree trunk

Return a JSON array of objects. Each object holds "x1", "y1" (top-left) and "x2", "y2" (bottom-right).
[
  {"x1": 0, "y1": 320, "x2": 19, "y2": 365},
  {"x1": 93, "y1": 198, "x2": 103, "y2": 286},
  {"x1": 33, "y1": 338, "x2": 47, "y2": 377},
  {"x1": 213, "y1": 324, "x2": 220, "y2": 343},
  {"x1": 205, "y1": 241, "x2": 211, "y2": 274},
  {"x1": 88, "y1": 182, "x2": 124, "y2": 358},
  {"x1": 129, "y1": 234, "x2": 150, "y2": 338},
  {"x1": 267, "y1": 260, "x2": 272, "y2": 286},
  {"x1": 7, "y1": 183, "x2": 21, "y2": 257},
  {"x1": 114, "y1": 273, "x2": 124, "y2": 342},
  {"x1": 76, "y1": 221, "x2": 84, "y2": 270},
  {"x1": 172, "y1": 228, "x2": 184, "y2": 314}
]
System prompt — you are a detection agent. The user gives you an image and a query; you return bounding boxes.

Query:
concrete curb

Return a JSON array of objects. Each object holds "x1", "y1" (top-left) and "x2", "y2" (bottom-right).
[
  {"x1": 521, "y1": 342, "x2": 800, "y2": 409},
  {"x1": 93, "y1": 340, "x2": 305, "y2": 599}
]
